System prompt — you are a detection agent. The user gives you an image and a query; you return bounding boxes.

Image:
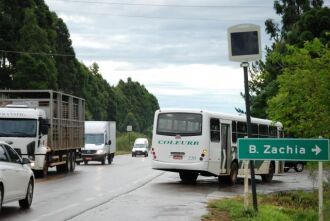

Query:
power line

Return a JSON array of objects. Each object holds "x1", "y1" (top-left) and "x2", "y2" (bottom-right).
[
  {"x1": 51, "y1": 0, "x2": 271, "y2": 8},
  {"x1": 0, "y1": 49, "x2": 75, "y2": 57},
  {"x1": 55, "y1": 8, "x2": 280, "y2": 22}
]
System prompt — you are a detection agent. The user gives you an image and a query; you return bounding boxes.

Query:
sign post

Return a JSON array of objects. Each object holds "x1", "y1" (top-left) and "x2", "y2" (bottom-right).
[
  {"x1": 228, "y1": 24, "x2": 262, "y2": 212},
  {"x1": 127, "y1": 125, "x2": 132, "y2": 148}
]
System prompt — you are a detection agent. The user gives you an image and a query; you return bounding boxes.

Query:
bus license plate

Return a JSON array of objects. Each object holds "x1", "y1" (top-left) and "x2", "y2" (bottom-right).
[{"x1": 173, "y1": 155, "x2": 183, "y2": 160}]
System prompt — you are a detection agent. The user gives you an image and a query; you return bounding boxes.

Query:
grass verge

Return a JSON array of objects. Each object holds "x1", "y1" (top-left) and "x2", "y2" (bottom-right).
[{"x1": 203, "y1": 182, "x2": 330, "y2": 221}]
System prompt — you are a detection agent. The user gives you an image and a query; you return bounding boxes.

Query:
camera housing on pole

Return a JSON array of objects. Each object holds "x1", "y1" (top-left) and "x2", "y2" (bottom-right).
[{"x1": 228, "y1": 24, "x2": 261, "y2": 62}]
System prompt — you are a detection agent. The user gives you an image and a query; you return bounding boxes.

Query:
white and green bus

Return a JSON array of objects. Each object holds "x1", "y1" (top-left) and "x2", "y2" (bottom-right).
[{"x1": 151, "y1": 109, "x2": 284, "y2": 184}]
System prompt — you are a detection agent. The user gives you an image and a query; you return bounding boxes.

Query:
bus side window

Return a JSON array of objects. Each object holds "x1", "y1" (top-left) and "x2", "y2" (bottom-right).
[
  {"x1": 269, "y1": 126, "x2": 277, "y2": 137},
  {"x1": 237, "y1": 121, "x2": 247, "y2": 139},
  {"x1": 259, "y1": 124, "x2": 269, "y2": 138},
  {"x1": 210, "y1": 118, "x2": 220, "y2": 142},
  {"x1": 252, "y1": 123, "x2": 258, "y2": 138},
  {"x1": 232, "y1": 121, "x2": 237, "y2": 143}
]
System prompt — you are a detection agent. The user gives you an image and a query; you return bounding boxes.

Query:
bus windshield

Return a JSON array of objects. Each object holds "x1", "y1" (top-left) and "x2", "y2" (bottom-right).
[
  {"x1": 157, "y1": 113, "x2": 202, "y2": 136},
  {"x1": 85, "y1": 134, "x2": 104, "y2": 145},
  {"x1": 0, "y1": 119, "x2": 37, "y2": 137}
]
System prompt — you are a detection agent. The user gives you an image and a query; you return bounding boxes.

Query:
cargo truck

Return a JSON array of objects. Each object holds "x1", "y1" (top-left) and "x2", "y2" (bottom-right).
[
  {"x1": 0, "y1": 90, "x2": 85, "y2": 177},
  {"x1": 82, "y1": 121, "x2": 116, "y2": 165}
]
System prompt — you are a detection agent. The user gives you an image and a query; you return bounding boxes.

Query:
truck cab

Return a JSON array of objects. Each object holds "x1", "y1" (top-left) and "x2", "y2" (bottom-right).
[
  {"x1": 0, "y1": 105, "x2": 49, "y2": 174},
  {"x1": 82, "y1": 121, "x2": 116, "y2": 165}
]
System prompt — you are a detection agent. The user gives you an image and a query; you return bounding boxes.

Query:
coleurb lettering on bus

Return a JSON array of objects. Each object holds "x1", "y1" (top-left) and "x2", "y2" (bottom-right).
[
  {"x1": 158, "y1": 140, "x2": 199, "y2": 145},
  {"x1": 249, "y1": 145, "x2": 306, "y2": 155}
]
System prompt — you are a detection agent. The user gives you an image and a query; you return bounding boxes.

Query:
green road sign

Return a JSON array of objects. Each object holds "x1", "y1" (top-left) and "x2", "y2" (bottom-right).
[{"x1": 238, "y1": 138, "x2": 330, "y2": 161}]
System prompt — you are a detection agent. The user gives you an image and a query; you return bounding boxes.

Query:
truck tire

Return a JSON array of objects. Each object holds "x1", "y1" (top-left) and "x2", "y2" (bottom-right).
[
  {"x1": 34, "y1": 161, "x2": 48, "y2": 178},
  {"x1": 70, "y1": 152, "x2": 76, "y2": 172},
  {"x1": 108, "y1": 154, "x2": 113, "y2": 164},
  {"x1": 101, "y1": 154, "x2": 106, "y2": 165}
]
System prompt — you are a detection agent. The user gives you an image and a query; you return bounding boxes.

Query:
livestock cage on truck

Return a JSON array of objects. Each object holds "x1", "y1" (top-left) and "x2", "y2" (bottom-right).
[{"x1": 0, "y1": 90, "x2": 85, "y2": 177}]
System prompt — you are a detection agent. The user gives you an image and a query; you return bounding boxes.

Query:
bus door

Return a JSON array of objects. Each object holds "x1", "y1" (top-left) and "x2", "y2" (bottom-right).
[
  {"x1": 208, "y1": 118, "x2": 221, "y2": 175},
  {"x1": 220, "y1": 122, "x2": 231, "y2": 174}
]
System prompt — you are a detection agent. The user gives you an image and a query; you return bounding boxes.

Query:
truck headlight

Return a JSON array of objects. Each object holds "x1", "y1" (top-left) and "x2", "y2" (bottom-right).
[{"x1": 96, "y1": 149, "x2": 105, "y2": 154}]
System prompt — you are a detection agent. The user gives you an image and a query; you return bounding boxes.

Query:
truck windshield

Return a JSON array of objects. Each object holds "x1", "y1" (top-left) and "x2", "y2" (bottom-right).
[
  {"x1": 85, "y1": 134, "x2": 104, "y2": 145},
  {"x1": 157, "y1": 113, "x2": 202, "y2": 136},
  {"x1": 0, "y1": 119, "x2": 37, "y2": 137},
  {"x1": 134, "y1": 144, "x2": 146, "y2": 148}
]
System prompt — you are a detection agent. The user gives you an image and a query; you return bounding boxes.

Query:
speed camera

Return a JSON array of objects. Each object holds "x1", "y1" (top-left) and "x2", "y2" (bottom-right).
[{"x1": 228, "y1": 24, "x2": 262, "y2": 62}]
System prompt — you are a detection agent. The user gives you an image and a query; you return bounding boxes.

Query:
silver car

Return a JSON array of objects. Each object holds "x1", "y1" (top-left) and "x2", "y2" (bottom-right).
[{"x1": 0, "y1": 141, "x2": 34, "y2": 211}]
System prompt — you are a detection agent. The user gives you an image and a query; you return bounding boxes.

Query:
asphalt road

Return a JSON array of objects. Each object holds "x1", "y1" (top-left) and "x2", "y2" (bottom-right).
[{"x1": 0, "y1": 155, "x2": 317, "y2": 221}]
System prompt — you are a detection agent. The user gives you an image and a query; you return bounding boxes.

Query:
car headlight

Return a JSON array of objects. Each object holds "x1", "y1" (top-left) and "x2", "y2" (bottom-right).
[{"x1": 96, "y1": 149, "x2": 105, "y2": 154}]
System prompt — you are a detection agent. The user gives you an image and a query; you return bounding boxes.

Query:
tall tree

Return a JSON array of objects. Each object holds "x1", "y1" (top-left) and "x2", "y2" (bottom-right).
[
  {"x1": 249, "y1": 0, "x2": 328, "y2": 118},
  {"x1": 267, "y1": 39, "x2": 330, "y2": 138},
  {"x1": 15, "y1": 8, "x2": 57, "y2": 89}
]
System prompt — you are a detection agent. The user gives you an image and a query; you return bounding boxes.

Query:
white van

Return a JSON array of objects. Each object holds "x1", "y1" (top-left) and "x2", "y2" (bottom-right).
[
  {"x1": 82, "y1": 121, "x2": 116, "y2": 164},
  {"x1": 132, "y1": 138, "x2": 149, "y2": 157}
]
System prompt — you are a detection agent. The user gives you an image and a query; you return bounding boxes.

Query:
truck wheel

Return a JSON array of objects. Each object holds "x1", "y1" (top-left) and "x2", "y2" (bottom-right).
[
  {"x1": 84, "y1": 160, "x2": 88, "y2": 165},
  {"x1": 262, "y1": 161, "x2": 275, "y2": 183},
  {"x1": 294, "y1": 162, "x2": 304, "y2": 172},
  {"x1": 284, "y1": 168, "x2": 290, "y2": 172},
  {"x1": 35, "y1": 162, "x2": 48, "y2": 178},
  {"x1": 101, "y1": 154, "x2": 106, "y2": 165},
  {"x1": 70, "y1": 152, "x2": 76, "y2": 172},
  {"x1": 67, "y1": 152, "x2": 73, "y2": 172},
  {"x1": 108, "y1": 154, "x2": 113, "y2": 164}
]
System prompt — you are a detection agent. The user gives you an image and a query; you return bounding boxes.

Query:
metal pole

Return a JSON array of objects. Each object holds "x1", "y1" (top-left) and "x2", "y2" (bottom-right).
[
  {"x1": 129, "y1": 132, "x2": 131, "y2": 149},
  {"x1": 244, "y1": 160, "x2": 249, "y2": 210},
  {"x1": 319, "y1": 161, "x2": 323, "y2": 221},
  {"x1": 242, "y1": 62, "x2": 258, "y2": 212}
]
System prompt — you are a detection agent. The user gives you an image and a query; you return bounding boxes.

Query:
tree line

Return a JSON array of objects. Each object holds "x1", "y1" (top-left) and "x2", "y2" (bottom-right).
[
  {"x1": 0, "y1": 0, "x2": 159, "y2": 133},
  {"x1": 249, "y1": 0, "x2": 329, "y2": 138}
]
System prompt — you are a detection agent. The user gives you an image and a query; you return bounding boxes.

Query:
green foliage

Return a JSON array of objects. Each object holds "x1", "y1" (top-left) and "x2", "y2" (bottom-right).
[
  {"x1": 115, "y1": 77, "x2": 159, "y2": 133},
  {"x1": 205, "y1": 189, "x2": 330, "y2": 221},
  {"x1": 0, "y1": 0, "x2": 159, "y2": 132},
  {"x1": 250, "y1": 1, "x2": 329, "y2": 120},
  {"x1": 267, "y1": 39, "x2": 330, "y2": 138}
]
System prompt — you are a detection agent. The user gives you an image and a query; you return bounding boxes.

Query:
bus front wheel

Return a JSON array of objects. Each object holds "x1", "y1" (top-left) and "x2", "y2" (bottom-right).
[{"x1": 179, "y1": 171, "x2": 198, "y2": 184}]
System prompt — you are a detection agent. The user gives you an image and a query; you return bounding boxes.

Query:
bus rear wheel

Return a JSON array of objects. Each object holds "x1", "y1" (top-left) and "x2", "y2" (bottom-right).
[
  {"x1": 262, "y1": 161, "x2": 275, "y2": 183},
  {"x1": 179, "y1": 171, "x2": 198, "y2": 184},
  {"x1": 218, "y1": 161, "x2": 238, "y2": 185}
]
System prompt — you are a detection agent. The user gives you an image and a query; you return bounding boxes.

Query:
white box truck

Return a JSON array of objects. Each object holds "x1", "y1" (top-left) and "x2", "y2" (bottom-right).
[
  {"x1": 0, "y1": 90, "x2": 85, "y2": 177},
  {"x1": 82, "y1": 121, "x2": 116, "y2": 165},
  {"x1": 131, "y1": 138, "x2": 149, "y2": 157}
]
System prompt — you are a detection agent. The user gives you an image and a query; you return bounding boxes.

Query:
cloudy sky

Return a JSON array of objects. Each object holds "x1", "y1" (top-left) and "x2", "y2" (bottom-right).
[{"x1": 45, "y1": 0, "x2": 283, "y2": 114}]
